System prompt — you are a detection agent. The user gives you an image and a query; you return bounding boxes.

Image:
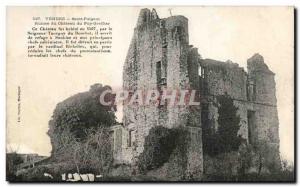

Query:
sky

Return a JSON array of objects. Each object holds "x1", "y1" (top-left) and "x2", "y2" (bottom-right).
[{"x1": 6, "y1": 6, "x2": 294, "y2": 162}]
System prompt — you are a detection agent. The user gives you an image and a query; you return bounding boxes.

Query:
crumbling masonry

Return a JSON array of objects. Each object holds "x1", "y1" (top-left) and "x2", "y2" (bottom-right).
[{"x1": 111, "y1": 8, "x2": 280, "y2": 179}]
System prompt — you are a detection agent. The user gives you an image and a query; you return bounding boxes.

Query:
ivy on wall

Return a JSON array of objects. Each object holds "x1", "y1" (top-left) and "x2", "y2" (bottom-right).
[
  {"x1": 202, "y1": 94, "x2": 244, "y2": 157},
  {"x1": 137, "y1": 126, "x2": 188, "y2": 174}
]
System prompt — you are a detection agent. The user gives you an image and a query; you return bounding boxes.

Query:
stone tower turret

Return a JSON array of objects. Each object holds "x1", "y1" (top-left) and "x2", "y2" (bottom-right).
[
  {"x1": 122, "y1": 8, "x2": 203, "y2": 179},
  {"x1": 247, "y1": 53, "x2": 281, "y2": 171}
]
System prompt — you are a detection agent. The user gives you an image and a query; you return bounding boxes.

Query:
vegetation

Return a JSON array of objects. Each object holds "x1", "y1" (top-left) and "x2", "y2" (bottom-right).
[
  {"x1": 6, "y1": 152, "x2": 23, "y2": 181},
  {"x1": 203, "y1": 156, "x2": 295, "y2": 182},
  {"x1": 202, "y1": 94, "x2": 244, "y2": 157},
  {"x1": 137, "y1": 126, "x2": 188, "y2": 174},
  {"x1": 47, "y1": 83, "x2": 116, "y2": 158},
  {"x1": 5, "y1": 84, "x2": 115, "y2": 182},
  {"x1": 217, "y1": 94, "x2": 243, "y2": 152},
  {"x1": 8, "y1": 88, "x2": 295, "y2": 182},
  {"x1": 50, "y1": 126, "x2": 113, "y2": 175}
]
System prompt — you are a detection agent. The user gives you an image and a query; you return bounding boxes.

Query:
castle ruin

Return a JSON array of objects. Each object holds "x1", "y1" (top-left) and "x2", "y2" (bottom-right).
[{"x1": 111, "y1": 8, "x2": 280, "y2": 179}]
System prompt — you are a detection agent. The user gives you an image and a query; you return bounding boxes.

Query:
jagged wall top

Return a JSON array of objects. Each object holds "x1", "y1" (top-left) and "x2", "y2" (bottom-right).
[
  {"x1": 247, "y1": 53, "x2": 274, "y2": 75},
  {"x1": 136, "y1": 8, "x2": 159, "y2": 27},
  {"x1": 135, "y1": 8, "x2": 189, "y2": 43}
]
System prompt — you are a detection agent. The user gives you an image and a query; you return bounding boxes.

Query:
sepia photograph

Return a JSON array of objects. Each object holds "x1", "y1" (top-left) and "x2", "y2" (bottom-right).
[{"x1": 6, "y1": 6, "x2": 295, "y2": 182}]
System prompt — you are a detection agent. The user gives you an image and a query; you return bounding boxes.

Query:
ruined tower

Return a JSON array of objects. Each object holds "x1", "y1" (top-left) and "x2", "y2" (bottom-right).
[
  {"x1": 247, "y1": 54, "x2": 281, "y2": 170},
  {"x1": 121, "y1": 8, "x2": 203, "y2": 179},
  {"x1": 111, "y1": 8, "x2": 280, "y2": 179}
]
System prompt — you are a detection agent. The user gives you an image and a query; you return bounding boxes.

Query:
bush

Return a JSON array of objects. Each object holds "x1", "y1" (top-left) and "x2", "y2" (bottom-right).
[
  {"x1": 50, "y1": 126, "x2": 113, "y2": 176},
  {"x1": 48, "y1": 84, "x2": 116, "y2": 155},
  {"x1": 217, "y1": 94, "x2": 243, "y2": 152},
  {"x1": 203, "y1": 144, "x2": 295, "y2": 182},
  {"x1": 137, "y1": 126, "x2": 188, "y2": 174},
  {"x1": 6, "y1": 152, "x2": 23, "y2": 182},
  {"x1": 17, "y1": 162, "x2": 71, "y2": 182},
  {"x1": 202, "y1": 94, "x2": 244, "y2": 157},
  {"x1": 137, "y1": 126, "x2": 178, "y2": 173}
]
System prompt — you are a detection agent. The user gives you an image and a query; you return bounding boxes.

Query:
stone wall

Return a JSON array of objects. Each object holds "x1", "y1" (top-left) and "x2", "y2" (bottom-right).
[
  {"x1": 200, "y1": 58, "x2": 248, "y2": 138},
  {"x1": 200, "y1": 54, "x2": 280, "y2": 172},
  {"x1": 121, "y1": 8, "x2": 203, "y2": 178},
  {"x1": 114, "y1": 8, "x2": 280, "y2": 179}
]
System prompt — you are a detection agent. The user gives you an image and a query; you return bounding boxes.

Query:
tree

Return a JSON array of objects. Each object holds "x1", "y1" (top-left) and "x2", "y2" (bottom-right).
[
  {"x1": 202, "y1": 94, "x2": 243, "y2": 156},
  {"x1": 46, "y1": 83, "x2": 116, "y2": 176},
  {"x1": 48, "y1": 83, "x2": 116, "y2": 157},
  {"x1": 217, "y1": 94, "x2": 243, "y2": 153}
]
